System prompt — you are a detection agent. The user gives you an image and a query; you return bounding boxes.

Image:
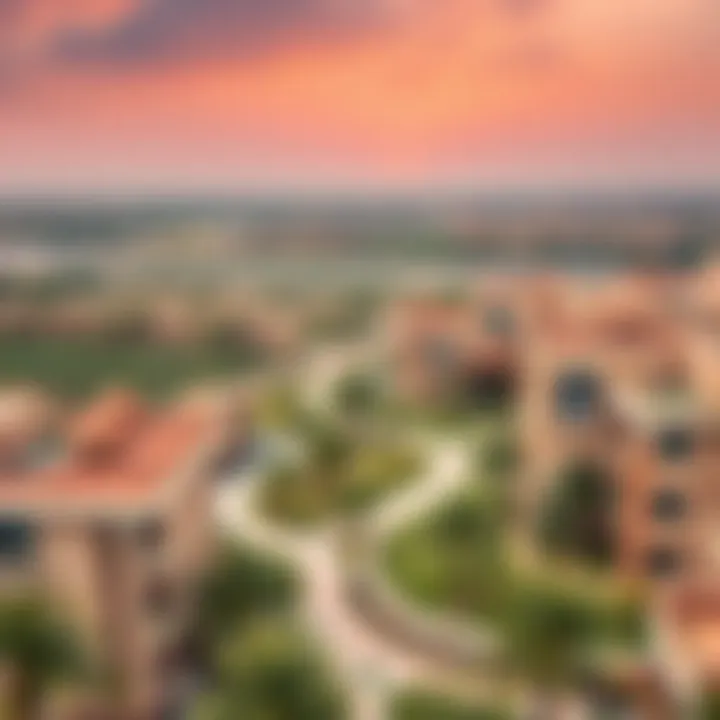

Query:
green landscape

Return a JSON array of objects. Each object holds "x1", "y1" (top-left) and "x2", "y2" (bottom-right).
[{"x1": 0, "y1": 337, "x2": 262, "y2": 399}]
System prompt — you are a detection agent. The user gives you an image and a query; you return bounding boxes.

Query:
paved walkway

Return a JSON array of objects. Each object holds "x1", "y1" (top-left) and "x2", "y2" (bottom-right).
[
  {"x1": 215, "y1": 341, "x2": 501, "y2": 719},
  {"x1": 216, "y1": 435, "x2": 482, "y2": 720}
]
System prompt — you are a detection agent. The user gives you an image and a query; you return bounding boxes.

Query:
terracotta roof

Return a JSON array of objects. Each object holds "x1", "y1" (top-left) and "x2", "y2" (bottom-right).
[
  {"x1": 68, "y1": 387, "x2": 146, "y2": 453},
  {"x1": 0, "y1": 392, "x2": 218, "y2": 513}
]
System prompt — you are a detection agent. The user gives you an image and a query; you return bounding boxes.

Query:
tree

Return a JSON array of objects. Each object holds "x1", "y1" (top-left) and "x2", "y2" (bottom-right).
[
  {"x1": 391, "y1": 689, "x2": 510, "y2": 720},
  {"x1": 304, "y1": 421, "x2": 354, "y2": 492},
  {"x1": 539, "y1": 460, "x2": 615, "y2": 567},
  {"x1": 483, "y1": 434, "x2": 518, "y2": 477},
  {"x1": 334, "y1": 373, "x2": 380, "y2": 420},
  {"x1": 194, "y1": 618, "x2": 347, "y2": 720},
  {"x1": 0, "y1": 596, "x2": 84, "y2": 720},
  {"x1": 503, "y1": 584, "x2": 594, "y2": 719},
  {"x1": 700, "y1": 691, "x2": 720, "y2": 720},
  {"x1": 103, "y1": 311, "x2": 149, "y2": 345},
  {"x1": 197, "y1": 544, "x2": 298, "y2": 650}
]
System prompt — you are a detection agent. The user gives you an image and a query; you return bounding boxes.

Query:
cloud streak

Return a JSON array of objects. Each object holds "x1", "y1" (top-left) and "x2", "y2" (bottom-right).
[{"x1": 0, "y1": 0, "x2": 717, "y2": 192}]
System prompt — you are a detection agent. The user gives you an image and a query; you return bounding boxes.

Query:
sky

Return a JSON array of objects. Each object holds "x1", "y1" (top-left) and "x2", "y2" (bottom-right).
[{"x1": 0, "y1": 0, "x2": 718, "y2": 195}]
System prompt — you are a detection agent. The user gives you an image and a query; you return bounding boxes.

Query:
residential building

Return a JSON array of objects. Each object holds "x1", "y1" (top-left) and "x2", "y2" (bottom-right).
[{"x1": 0, "y1": 387, "x2": 239, "y2": 718}]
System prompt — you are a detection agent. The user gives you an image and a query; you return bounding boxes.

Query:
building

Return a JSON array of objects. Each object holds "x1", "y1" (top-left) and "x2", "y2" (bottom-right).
[
  {"x1": 512, "y1": 268, "x2": 720, "y2": 711},
  {"x1": 383, "y1": 282, "x2": 518, "y2": 407},
  {"x1": 0, "y1": 387, "x2": 238, "y2": 718}
]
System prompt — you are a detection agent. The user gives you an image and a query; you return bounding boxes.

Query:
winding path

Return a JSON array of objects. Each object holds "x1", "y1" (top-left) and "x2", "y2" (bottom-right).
[
  {"x1": 215, "y1": 343, "x2": 497, "y2": 719},
  {"x1": 215, "y1": 434, "x2": 492, "y2": 719}
]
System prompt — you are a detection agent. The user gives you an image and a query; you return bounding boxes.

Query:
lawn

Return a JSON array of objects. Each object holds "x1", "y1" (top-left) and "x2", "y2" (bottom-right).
[
  {"x1": 382, "y1": 419, "x2": 646, "y2": 672},
  {"x1": 0, "y1": 336, "x2": 263, "y2": 398},
  {"x1": 258, "y1": 422, "x2": 422, "y2": 528},
  {"x1": 383, "y1": 486, "x2": 644, "y2": 648},
  {"x1": 390, "y1": 689, "x2": 511, "y2": 720},
  {"x1": 192, "y1": 543, "x2": 348, "y2": 720}
]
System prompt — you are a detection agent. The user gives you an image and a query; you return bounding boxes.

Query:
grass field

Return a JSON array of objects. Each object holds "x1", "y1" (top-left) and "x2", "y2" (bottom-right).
[
  {"x1": 0, "y1": 337, "x2": 263, "y2": 398},
  {"x1": 390, "y1": 689, "x2": 510, "y2": 720}
]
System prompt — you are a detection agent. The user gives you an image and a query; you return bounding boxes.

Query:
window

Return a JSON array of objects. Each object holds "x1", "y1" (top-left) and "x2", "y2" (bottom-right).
[
  {"x1": 657, "y1": 427, "x2": 693, "y2": 462},
  {"x1": 0, "y1": 518, "x2": 34, "y2": 564},
  {"x1": 647, "y1": 547, "x2": 681, "y2": 578},
  {"x1": 554, "y1": 371, "x2": 601, "y2": 422},
  {"x1": 651, "y1": 490, "x2": 687, "y2": 521},
  {"x1": 136, "y1": 520, "x2": 165, "y2": 550}
]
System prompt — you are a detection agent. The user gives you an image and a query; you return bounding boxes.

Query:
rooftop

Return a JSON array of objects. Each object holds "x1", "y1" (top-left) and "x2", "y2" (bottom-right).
[{"x1": 0, "y1": 388, "x2": 219, "y2": 517}]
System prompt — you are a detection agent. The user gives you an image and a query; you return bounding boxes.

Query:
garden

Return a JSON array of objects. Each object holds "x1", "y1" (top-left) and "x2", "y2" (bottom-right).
[
  {"x1": 390, "y1": 688, "x2": 510, "y2": 720},
  {"x1": 0, "y1": 335, "x2": 264, "y2": 399},
  {"x1": 258, "y1": 416, "x2": 422, "y2": 527},
  {"x1": 192, "y1": 543, "x2": 348, "y2": 720},
  {"x1": 382, "y1": 424, "x2": 647, "y2": 700}
]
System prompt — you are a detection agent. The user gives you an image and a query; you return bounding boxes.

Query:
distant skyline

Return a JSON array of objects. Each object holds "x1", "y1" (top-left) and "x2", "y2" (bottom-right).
[{"x1": 0, "y1": 0, "x2": 719, "y2": 195}]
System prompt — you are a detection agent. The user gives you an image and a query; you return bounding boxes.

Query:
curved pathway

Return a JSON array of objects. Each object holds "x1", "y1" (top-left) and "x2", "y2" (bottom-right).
[
  {"x1": 216, "y1": 341, "x2": 499, "y2": 718},
  {"x1": 215, "y1": 433, "x2": 499, "y2": 720}
]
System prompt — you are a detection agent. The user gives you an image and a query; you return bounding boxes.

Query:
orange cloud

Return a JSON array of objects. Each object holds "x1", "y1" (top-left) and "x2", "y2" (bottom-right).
[
  {"x1": 0, "y1": 0, "x2": 140, "y2": 57},
  {"x1": 0, "y1": 0, "x2": 718, "y2": 190}
]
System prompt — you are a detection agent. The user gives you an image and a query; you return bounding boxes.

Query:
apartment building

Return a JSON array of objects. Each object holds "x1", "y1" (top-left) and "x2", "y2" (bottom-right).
[
  {"x1": 383, "y1": 282, "x2": 518, "y2": 407},
  {"x1": 0, "y1": 387, "x2": 238, "y2": 719},
  {"x1": 516, "y1": 274, "x2": 695, "y2": 573},
  {"x1": 381, "y1": 268, "x2": 720, "y2": 709}
]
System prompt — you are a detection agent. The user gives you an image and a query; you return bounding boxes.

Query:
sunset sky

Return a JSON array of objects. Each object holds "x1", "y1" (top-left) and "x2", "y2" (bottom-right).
[{"x1": 0, "y1": 0, "x2": 718, "y2": 195}]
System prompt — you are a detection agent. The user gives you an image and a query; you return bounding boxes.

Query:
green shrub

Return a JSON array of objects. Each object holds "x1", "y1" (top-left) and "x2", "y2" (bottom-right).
[
  {"x1": 391, "y1": 689, "x2": 510, "y2": 720},
  {"x1": 260, "y1": 420, "x2": 420, "y2": 526},
  {"x1": 209, "y1": 617, "x2": 347, "y2": 720},
  {"x1": 334, "y1": 373, "x2": 382, "y2": 418},
  {"x1": 539, "y1": 460, "x2": 615, "y2": 567},
  {"x1": 197, "y1": 543, "x2": 299, "y2": 646},
  {"x1": 483, "y1": 434, "x2": 518, "y2": 477}
]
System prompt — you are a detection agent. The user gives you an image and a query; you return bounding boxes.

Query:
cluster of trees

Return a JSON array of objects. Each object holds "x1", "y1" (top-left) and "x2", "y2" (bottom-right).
[
  {"x1": 260, "y1": 415, "x2": 420, "y2": 526},
  {"x1": 538, "y1": 460, "x2": 616, "y2": 568},
  {"x1": 701, "y1": 692, "x2": 720, "y2": 719},
  {"x1": 385, "y1": 429, "x2": 645, "y2": 717},
  {"x1": 333, "y1": 372, "x2": 383, "y2": 421},
  {"x1": 193, "y1": 543, "x2": 347, "y2": 720},
  {"x1": 0, "y1": 335, "x2": 262, "y2": 399},
  {"x1": 0, "y1": 543, "x2": 346, "y2": 720},
  {"x1": 391, "y1": 688, "x2": 509, "y2": 720},
  {"x1": 0, "y1": 597, "x2": 86, "y2": 720}
]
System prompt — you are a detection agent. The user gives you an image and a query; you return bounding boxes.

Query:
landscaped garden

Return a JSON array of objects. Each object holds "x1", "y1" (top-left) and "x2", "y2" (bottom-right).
[
  {"x1": 192, "y1": 543, "x2": 348, "y2": 720},
  {"x1": 0, "y1": 336, "x2": 264, "y2": 399},
  {"x1": 382, "y1": 422, "x2": 646, "y2": 697},
  {"x1": 390, "y1": 688, "x2": 510, "y2": 720},
  {"x1": 258, "y1": 417, "x2": 422, "y2": 527}
]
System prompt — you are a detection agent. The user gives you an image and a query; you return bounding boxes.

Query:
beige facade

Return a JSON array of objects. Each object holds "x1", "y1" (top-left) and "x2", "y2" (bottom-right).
[
  {"x1": 512, "y1": 268, "x2": 720, "y2": 700},
  {"x1": 386, "y1": 268, "x2": 720, "y2": 698},
  {"x1": 384, "y1": 283, "x2": 519, "y2": 406},
  {"x1": 0, "y1": 389, "x2": 235, "y2": 719}
]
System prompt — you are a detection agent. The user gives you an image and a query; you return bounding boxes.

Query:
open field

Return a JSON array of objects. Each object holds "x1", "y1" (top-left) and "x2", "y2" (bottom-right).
[{"x1": 0, "y1": 337, "x2": 261, "y2": 398}]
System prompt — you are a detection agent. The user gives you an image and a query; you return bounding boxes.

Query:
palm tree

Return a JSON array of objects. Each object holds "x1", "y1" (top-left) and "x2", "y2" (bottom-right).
[{"x1": 0, "y1": 596, "x2": 84, "y2": 720}]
